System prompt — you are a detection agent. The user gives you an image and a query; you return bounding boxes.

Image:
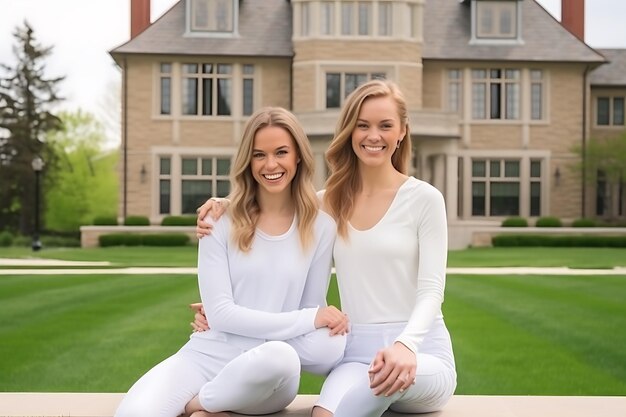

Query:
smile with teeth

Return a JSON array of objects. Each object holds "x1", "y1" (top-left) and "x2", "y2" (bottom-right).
[
  {"x1": 263, "y1": 173, "x2": 284, "y2": 180},
  {"x1": 363, "y1": 145, "x2": 385, "y2": 152}
]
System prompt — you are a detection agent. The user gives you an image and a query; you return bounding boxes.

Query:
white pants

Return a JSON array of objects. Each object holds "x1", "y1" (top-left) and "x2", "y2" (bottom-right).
[
  {"x1": 316, "y1": 321, "x2": 456, "y2": 417},
  {"x1": 115, "y1": 328, "x2": 345, "y2": 417}
]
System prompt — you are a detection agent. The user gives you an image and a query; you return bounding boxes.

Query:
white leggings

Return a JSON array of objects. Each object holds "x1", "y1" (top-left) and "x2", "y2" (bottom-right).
[
  {"x1": 115, "y1": 328, "x2": 345, "y2": 417},
  {"x1": 316, "y1": 322, "x2": 456, "y2": 417}
]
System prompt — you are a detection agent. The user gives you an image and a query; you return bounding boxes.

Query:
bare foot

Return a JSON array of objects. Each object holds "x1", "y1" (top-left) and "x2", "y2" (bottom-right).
[{"x1": 190, "y1": 412, "x2": 229, "y2": 417}]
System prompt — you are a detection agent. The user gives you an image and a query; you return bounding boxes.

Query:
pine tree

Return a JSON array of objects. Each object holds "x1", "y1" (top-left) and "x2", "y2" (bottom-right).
[{"x1": 0, "y1": 21, "x2": 64, "y2": 234}]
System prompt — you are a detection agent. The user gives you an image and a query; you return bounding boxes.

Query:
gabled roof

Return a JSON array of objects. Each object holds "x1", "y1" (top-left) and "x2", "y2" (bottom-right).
[
  {"x1": 590, "y1": 49, "x2": 626, "y2": 86},
  {"x1": 423, "y1": 0, "x2": 606, "y2": 64},
  {"x1": 110, "y1": 0, "x2": 293, "y2": 58}
]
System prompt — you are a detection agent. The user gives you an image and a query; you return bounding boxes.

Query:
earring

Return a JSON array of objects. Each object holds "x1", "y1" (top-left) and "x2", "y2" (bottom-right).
[{"x1": 396, "y1": 140, "x2": 401, "y2": 149}]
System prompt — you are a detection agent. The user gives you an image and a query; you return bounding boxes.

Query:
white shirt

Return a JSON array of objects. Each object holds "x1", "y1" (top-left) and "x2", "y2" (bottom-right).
[
  {"x1": 195, "y1": 210, "x2": 337, "y2": 344},
  {"x1": 333, "y1": 177, "x2": 448, "y2": 355}
]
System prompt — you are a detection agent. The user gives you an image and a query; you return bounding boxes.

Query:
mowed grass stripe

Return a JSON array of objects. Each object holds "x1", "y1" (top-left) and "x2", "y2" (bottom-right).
[
  {"x1": 0, "y1": 274, "x2": 199, "y2": 391},
  {"x1": 444, "y1": 274, "x2": 626, "y2": 394}
]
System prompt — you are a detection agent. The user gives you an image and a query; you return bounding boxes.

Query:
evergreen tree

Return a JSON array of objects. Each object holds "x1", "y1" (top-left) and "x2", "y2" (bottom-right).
[{"x1": 0, "y1": 21, "x2": 64, "y2": 234}]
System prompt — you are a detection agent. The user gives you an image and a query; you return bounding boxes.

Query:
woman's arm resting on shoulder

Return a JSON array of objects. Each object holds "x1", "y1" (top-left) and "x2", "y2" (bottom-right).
[{"x1": 195, "y1": 197, "x2": 230, "y2": 239}]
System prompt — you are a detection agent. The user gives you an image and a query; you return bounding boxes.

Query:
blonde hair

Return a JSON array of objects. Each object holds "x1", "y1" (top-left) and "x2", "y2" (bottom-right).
[
  {"x1": 229, "y1": 107, "x2": 318, "y2": 252},
  {"x1": 324, "y1": 79, "x2": 411, "y2": 238}
]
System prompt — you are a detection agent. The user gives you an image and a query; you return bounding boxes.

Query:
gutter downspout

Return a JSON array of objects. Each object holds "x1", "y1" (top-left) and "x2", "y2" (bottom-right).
[
  {"x1": 122, "y1": 57, "x2": 128, "y2": 220},
  {"x1": 582, "y1": 65, "x2": 591, "y2": 218}
]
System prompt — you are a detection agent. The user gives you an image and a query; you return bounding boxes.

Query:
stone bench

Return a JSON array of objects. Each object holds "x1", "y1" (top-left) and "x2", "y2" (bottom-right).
[{"x1": 1, "y1": 393, "x2": 625, "y2": 417}]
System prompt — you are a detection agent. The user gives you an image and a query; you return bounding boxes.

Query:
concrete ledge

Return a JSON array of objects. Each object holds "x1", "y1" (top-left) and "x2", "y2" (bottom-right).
[{"x1": 1, "y1": 393, "x2": 625, "y2": 417}]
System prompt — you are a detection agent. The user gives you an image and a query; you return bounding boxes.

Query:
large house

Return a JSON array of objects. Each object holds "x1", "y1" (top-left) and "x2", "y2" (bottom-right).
[{"x1": 110, "y1": 0, "x2": 625, "y2": 248}]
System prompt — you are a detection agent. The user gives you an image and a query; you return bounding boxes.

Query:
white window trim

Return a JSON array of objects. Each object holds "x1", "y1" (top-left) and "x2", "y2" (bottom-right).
[
  {"x1": 593, "y1": 95, "x2": 626, "y2": 128},
  {"x1": 469, "y1": 0, "x2": 524, "y2": 45},
  {"x1": 184, "y1": 0, "x2": 239, "y2": 38}
]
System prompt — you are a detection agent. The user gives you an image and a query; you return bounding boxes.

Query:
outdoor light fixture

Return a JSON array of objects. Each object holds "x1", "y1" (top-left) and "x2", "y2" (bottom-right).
[
  {"x1": 31, "y1": 156, "x2": 44, "y2": 251},
  {"x1": 140, "y1": 164, "x2": 147, "y2": 183},
  {"x1": 554, "y1": 166, "x2": 561, "y2": 187}
]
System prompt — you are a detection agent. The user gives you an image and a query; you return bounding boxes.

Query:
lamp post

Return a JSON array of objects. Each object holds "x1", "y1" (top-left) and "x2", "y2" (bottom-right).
[{"x1": 31, "y1": 156, "x2": 44, "y2": 251}]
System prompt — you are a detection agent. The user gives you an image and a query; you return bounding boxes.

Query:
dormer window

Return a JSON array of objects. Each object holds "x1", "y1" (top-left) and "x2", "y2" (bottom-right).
[
  {"x1": 472, "y1": 0, "x2": 520, "y2": 42},
  {"x1": 188, "y1": 0, "x2": 236, "y2": 35}
]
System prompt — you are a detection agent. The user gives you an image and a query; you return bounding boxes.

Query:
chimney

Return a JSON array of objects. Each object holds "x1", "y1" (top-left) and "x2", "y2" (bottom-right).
[
  {"x1": 131, "y1": 0, "x2": 151, "y2": 38},
  {"x1": 561, "y1": 0, "x2": 585, "y2": 42}
]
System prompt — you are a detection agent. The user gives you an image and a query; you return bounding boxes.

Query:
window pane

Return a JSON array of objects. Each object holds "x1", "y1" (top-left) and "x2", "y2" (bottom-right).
[
  {"x1": 243, "y1": 64, "x2": 254, "y2": 75},
  {"x1": 182, "y1": 78, "x2": 198, "y2": 115},
  {"x1": 216, "y1": 180, "x2": 231, "y2": 197},
  {"x1": 531, "y1": 83, "x2": 543, "y2": 120},
  {"x1": 505, "y1": 83, "x2": 519, "y2": 119},
  {"x1": 490, "y1": 160, "x2": 500, "y2": 177},
  {"x1": 201, "y1": 158, "x2": 212, "y2": 175},
  {"x1": 183, "y1": 64, "x2": 198, "y2": 74},
  {"x1": 500, "y1": 8, "x2": 513, "y2": 35},
  {"x1": 321, "y1": 2, "x2": 334, "y2": 35},
  {"x1": 530, "y1": 181, "x2": 541, "y2": 216},
  {"x1": 217, "y1": 158, "x2": 231, "y2": 175},
  {"x1": 326, "y1": 73, "x2": 341, "y2": 108},
  {"x1": 217, "y1": 79, "x2": 232, "y2": 115},
  {"x1": 472, "y1": 83, "x2": 486, "y2": 119},
  {"x1": 479, "y1": 5, "x2": 493, "y2": 35},
  {"x1": 341, "y1": 3, "x2": 353, "y2": 35},
  {"x1": 202, "y1": 78, "x2": 213, "y2": 115},
  {"x1": 301, "y1": 2, "x2": 310, "y2": 36},
  {"x1": 472, "y1": 69, "x2": 486, "y2": 79},
  {"x1": 530, "y1": 160, "x2": 541, "y2": 178},
  {"x1": 358, "y1": 2, "x2": 371, "y2": 35},
  {"x1": 490, "y1": 182, "x2": 520, "y2": 216},
  {"x1": 345, "y1": 73, "x2": 365, "y2": 97},
  {"x1": 159, "y1": 179, "x2": 170, "y2": 214},
  {"x1": 472, "y1": 160, "x2": 486, "y2": 177},
  {"x1": 379, "y1": 2, "x2": 391, "y2": 36},
  {"x1": 182, "y1": 158, "x2": 197, "y2": 175},
  {"x1": 243, "y1": 79, "x2": 254, "y2": 116},
  {"x1": 202, "y1": 64, "x2": 213, "y2": 73},
  {"x1": 597, "y1": 98, "x2": 610, "y2": 125},
  {"x1": 490, "y1": 83, "x2": 501, "y2": 119},
  {"x1": 504, "y1": 161, "x2": 519, "y2": 177},
  {"x1": 160, "y1": 77, "x2": 171, "y2": 115},
  {"x1": 182, "y1": 180, "x2": 211, "y2": 214},
  {"x1": 448, "y1": 82, "x2": 460, "y2": 112},
  {"x1": 472, "y1": 182, "x2": 486, "y2": 216},
  {"x1": 160, "y1": 63, "x2": 172, "y2": 73},
  {"x1": 613, "y1": 97, "x2": 624, "y2": 125},
  {"x1": 160, "y1": 157, "x2": 171, "y2": 175},
  {"x1": 217, "y1": 64, "x2": 232, "y2": 74}
]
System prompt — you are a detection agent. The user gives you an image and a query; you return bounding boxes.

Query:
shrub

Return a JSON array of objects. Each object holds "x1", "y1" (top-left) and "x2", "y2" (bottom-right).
[
  {"x1": 161, "y1": 216, "x2": 196, "y2": 226},
  {"x1": 123, "y1": 216, "x2": 150, "y2": 226},
  {"x1": 492, "y1": 234, "x2": 626, "y2": 247},
  {"x1": 41, "y1": 235, "x2": 81, "y2": 248},
  {"x1": 0, "y1": 231, "x2": 13, "y2": 247},
  {"x1": 501, "y1": 217, "x2": 528, "y2": 227},
  {"x1": 93, "y1": 216, "x2": 118, "y2": 226},
  {"x1": 535, "y1": 216, "x2": 562, "y2": 227},
  {"x1": 99, "y1": 233, "x2": 190, "y2": 247},
  {"x1": 572, "y1": 218, "x2": 597, "y2": 227}
]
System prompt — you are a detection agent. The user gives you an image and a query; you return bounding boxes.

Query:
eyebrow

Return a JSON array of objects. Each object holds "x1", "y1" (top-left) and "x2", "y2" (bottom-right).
[
  {"x1": 356, "y1": 118, "x2": 395, "y2": 123},
  {"x1": 252, "y1": 145, "x2": 291, "y2": 152}
]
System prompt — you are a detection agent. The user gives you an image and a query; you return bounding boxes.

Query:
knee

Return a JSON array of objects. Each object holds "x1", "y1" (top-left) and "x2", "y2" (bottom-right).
[
  {"x1": 305, "y1": 329, "x2": 346, "y2": 371},
  {"x1": 257, "y1": 341, "x2": 301, "y2": 380},
  {"x1": 115, "y1": 397, "x2": 158, "y2": 417}
]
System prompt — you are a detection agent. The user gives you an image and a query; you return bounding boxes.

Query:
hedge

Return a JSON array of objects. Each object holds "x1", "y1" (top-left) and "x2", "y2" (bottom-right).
[
  {"x1": 535, "y1": 216, "x2": 562, "y2": 227},
  {"x1": 161, "y1": 216, "x2": 197, "y2": 226},
  {"x1": 123, "y1": 216, "x2": 151, "y2": 226},
  {"x1": 501, "y1": 217, "x2": 528, "y2": 227},
  {"x1": 492, "y1": 234, "x2": 626, "y2": 247},
  {"x1": 93, "y1": 216, "x2": 118, "y2": 226},
  {"x1": 99, "y1": 233, "x2": 190, "y2": 247},
  {"x1": 0, "y1": 231, "x2": 13, "y2": 247},
  {"x1": 572, "y1": 218, "x2": 597, "y2": 227}
]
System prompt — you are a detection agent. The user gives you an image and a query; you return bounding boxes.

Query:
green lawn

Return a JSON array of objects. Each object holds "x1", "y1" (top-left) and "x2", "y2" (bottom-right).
[{"x1": 1, "y1": 263, "x2": 624, "y2": 394}]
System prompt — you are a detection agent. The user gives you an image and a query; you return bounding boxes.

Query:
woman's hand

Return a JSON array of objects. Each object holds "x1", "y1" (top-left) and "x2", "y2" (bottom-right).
[
  {"x1": 195, "y1": 198, "x2": 229, "y2": 239},
  {"x1": 368, "y1": 342, "x2": 416, "y2": 397},
  {"x1": 314, "y1": 306, "x2": 349, "y2": 336},
  {"x1": 189, "y1": 303, "x2": 209, "y2": 332}
]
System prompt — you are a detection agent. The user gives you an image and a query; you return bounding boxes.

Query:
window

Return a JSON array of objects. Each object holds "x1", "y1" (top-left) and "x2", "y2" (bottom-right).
[
  {"x1": 301, "y1": 2, "x2": 311, "y2": 36},
  {"x1": 326, "y1": 72, "x2": 386, "y2": 108},
  {"x1": 475, "y1": 1, "x2": 518, "y2": 39},
  {"x1": 471, "y1": 69, "x2": 520, "y2": 120},
  {"x1": 597, "y1": 97, "x2": 625, "y2": 126},
  {"x1": 530, "y1": 70, "x2": 544, "y2": 120},
  {"x1": 341, "y1": 2, "x2": 371, "y2": 36},
  {"x1": 447, "y1": 69, "x2": 462, "y2": 113},
  {"x1": 190, "y1": 0, "x2": 234, "y2": 33},
  {"x1": 159, "y1": 63, "x2": 172, "y2": 115},
  {"x1": 159, "y1": 157, "x2": 171, "y2": 214},
  {"x1": 378, "y1": 2, "x2": 392, "y2": 36},
  {"x1": 242, "y1": 64, "x2": 254, "y2": 116},
  {"x1": 321, "y1": 2, "x2": 334, "y2": 35},
  {"x1": 181, "y1": 156, "x2": 231, "y2": 214},
  {"x1": 409, "y1": 3, "x2": 419, "y2": 39},
  {"x1": 471, "y1": 159, "x2": 521, "y2": 216},
  {"x1": 530, "y1": 160, "x2": 541, "y2": 216},
  {"x1": 182, "y1": 63, "x2": 233, "y2": 116}
]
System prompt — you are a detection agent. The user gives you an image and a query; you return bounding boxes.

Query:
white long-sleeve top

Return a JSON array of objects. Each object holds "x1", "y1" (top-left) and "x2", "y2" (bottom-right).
[
  {"x1": 194, "y1": 210, "x2": 336, "y2": 344},
  {"x1": 333, "y1": 177, "x2": 448, "y2": 356}
]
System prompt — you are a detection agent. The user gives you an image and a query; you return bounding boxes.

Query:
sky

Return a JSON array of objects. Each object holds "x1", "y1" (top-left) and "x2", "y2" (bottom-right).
[{"x1": 1, "y1": 0, "x2": 626, "y2": 144}]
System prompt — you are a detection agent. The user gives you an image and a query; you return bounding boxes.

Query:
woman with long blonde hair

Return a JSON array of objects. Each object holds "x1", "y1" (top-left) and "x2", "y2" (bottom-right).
[{"x1": 115, "y1": 107, "x2": 347, "y2": 417}]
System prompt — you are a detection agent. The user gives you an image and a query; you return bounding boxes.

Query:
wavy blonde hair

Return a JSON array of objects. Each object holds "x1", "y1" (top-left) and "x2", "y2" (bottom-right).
[
  {"x1": 229, "y1": 107, "x2": 318, "y2": 252},
  {"x1": 324, "y1": 79, "x2": 411, "y2": 238}
]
